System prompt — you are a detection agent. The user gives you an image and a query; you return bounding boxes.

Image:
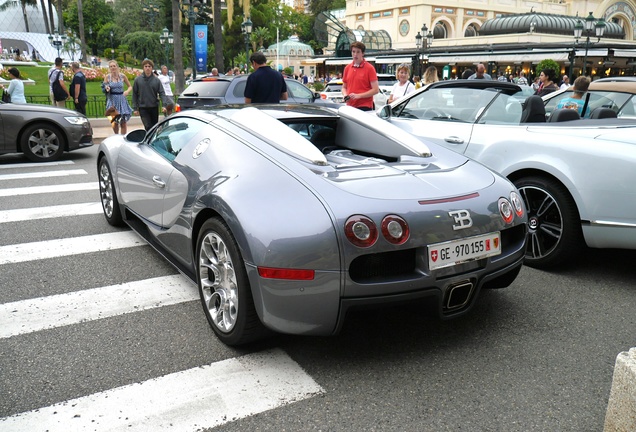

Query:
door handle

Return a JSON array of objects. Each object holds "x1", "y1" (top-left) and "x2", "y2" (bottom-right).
[
  {"x1": 444, "y1": 136, "x2": 464, "y2": 144},
  {"x1": 152, "y1": 176, "x2": 166, "y2": 188}
]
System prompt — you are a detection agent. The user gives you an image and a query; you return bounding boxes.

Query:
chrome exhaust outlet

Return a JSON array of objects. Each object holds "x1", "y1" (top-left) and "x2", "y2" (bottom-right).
[{"x1": 444, "y1": 280, "x2": 474, "y2": 311}]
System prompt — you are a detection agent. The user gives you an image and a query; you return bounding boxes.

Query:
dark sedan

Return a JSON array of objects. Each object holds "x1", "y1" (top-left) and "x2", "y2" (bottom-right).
[
  {"x1": 0, "y1": 102, "x2": 93, "y2": 162},
  {"x1": 176, "y1": 75, "x2": 332, "y2": 111}
]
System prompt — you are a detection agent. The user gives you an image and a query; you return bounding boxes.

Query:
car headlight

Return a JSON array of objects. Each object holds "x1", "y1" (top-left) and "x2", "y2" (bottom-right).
[{"x1": 64, "y1": 116, "x2": 89, "y2": 125}]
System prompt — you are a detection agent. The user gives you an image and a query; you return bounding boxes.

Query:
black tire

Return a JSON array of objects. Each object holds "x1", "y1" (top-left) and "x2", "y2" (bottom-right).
[
  {"x1": 98, "y1": 158, "x2": 124, "y2": 226},
  {"x1": 20, "y1": 123, "x2": 66, "y2": 162},
  {"x1": 514, "y1": 176, "x2": 584, "y2": 269},
  {"x1": 196, "y1": 218, "x2": 266, "y2": 345}
]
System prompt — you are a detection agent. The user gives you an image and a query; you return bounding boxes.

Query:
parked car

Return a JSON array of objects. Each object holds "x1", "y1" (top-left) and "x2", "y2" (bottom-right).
[
  {"x1": 377, "y1": 79, "x2": 636, "y2": 268},
  {"x1": 319, "y1": 78, "x2": 389, "y2": 107},
  {"x1": 543, "y1": 79, "x2": 636, "y2": 119},
  {"x1": 176, "y1": 75, "x2": 330, "y2": 110},
  {"x1": 97, "y1": 104, "x2": 527, "y2": 345},
  {"x1": 0, "y1": 102, "x2": 93, "y2": 162}
]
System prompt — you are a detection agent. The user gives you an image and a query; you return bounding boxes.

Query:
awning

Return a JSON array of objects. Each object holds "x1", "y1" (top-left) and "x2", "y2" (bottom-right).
[
  {"x1": 375, "y1": 56, "x2": 414, "y2": 64},
  {"x1": 612, "y1": 49, "x2": 636, "y2": 57},
  {"x1": 325, "y1": 58, "x2": 352, "y2": 65},
  {"x1": 301, "y1": 57, "x2": 329, "y2": 65},
  {"x1": 431, "y1": 52, "x2": 570, "y2": 64},
  {"x1": 574, "y1": 49, "x2": 608, "y2": 57}
]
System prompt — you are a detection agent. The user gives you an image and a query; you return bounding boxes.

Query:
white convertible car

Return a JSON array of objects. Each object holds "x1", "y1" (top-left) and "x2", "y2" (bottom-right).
[{"x1": 378, "y1": 79, "x2": 636, "y2": 269}]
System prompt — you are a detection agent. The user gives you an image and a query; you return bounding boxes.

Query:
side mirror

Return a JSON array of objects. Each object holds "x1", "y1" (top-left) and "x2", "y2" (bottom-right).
[
  {"x1": 125, "y1": 129, "x2": 147, "y2": 143},
  {"x1": 378, "y1": 104, "x2": 392, "y2": 119}
]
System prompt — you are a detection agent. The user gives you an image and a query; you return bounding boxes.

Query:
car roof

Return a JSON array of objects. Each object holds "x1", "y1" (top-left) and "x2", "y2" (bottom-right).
[{"x1": 588, "y1": 80, "x2": 636, "y2": 93}]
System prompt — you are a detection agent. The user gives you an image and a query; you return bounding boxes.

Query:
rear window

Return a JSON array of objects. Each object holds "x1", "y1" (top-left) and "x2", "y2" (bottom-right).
[
  {"x1": 324, "y1": 83, "x2": 343, "y2": 92},
  {"x1": 377, "y1": 76, "x2": 397, "y2": 85},
  {"x1": 182, "y1": 81, "x2": 232, "y2": 97}
]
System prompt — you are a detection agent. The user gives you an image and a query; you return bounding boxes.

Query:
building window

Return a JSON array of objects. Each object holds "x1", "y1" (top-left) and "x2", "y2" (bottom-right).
[
  {"x1": 399, "y1": 7, "x2": 409, "y2": 15},
  {"x1": 356, "y1": 14, "x2": 364, "y2": 20}
]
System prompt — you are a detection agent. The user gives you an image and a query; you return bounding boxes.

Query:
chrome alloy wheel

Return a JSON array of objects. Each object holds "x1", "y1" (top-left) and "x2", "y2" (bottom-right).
[
  {"x1": 199, "y1": 232, "x2": 239, "y2": 333},
  {"x1": 99, "y1": 161, "x2": 115, "y2": 218},
  {"x1": 27, "y1": 127, "x2": 60, "y2": 159},
  {"x1": 518, "y1": 185, "x2": 563, "y2": 261}
]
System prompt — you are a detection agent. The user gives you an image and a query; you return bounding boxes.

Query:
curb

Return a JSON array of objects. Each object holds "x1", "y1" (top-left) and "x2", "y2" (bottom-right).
[
  {"x1": 89, "y1": 117, "x2": 145, "y2": 141},
  {"x1": 604, "y1": 347, "x2": 636, "y2": 431}
]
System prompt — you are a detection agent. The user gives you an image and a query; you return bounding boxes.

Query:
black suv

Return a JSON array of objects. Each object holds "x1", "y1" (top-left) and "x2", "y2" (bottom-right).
[{"x1": 177, "y1": 75, "x2": 332, "y2": 110}]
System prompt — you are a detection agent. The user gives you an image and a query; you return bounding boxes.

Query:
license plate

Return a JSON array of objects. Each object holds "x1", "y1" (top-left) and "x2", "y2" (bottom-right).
[
  {"x1": 428, "y1": 232, "x2": 501, "y2": 271},
  {"x1": 332, "y1": 97, "x2": 344, "y2": 103}
]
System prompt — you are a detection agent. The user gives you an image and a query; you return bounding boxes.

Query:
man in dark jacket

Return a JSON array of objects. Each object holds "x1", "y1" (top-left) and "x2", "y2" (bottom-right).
[
  {"x1": 244, "y1": 52, "x2": 288, "y2": 104},
  {"x1": 132, "y1": 59, "x2": 166, "y2": 130}
]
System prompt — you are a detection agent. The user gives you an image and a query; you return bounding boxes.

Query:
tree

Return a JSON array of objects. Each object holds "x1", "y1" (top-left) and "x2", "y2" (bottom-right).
[
  {"x1": 172, "y1": 0, "x2": 185, "y2": 93},
  {"x1": 535, "y1": 59, "x2": 560, "y2": 80},
  {"x1": 213, "y1": 0, "x2": 223, "y2": 73},
  {"x1": 124, "y1": 31, "x2": 164, "y2": 65}
]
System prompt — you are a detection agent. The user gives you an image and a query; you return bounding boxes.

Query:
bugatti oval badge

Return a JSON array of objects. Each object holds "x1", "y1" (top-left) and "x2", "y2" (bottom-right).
[{"x1": 193, "y1": 138, "x2": 211, "y2": 158}]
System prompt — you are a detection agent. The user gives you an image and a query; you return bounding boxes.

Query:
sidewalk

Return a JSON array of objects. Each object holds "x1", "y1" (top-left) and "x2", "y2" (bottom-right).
[{"x1": 89, "y1": 117, "x2": 145, "y2": 142}]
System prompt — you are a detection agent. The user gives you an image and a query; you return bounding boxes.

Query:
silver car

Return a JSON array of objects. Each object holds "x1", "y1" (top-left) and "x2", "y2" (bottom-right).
[
  {"x1": 98, "y1": 104, "x2": 527, "y2": 345},
  {"x1": 378, "y1": 79, "x2": 636, "y2": 268},
  {"x1": 0, "y1": 102, "x2": 93, "y2": 162}
]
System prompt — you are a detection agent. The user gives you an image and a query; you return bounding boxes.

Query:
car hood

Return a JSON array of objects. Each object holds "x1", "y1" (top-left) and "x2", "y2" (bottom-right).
[
  {"x1": 4, "y1": 103, "x2": 83, "y2": 117},
  {"x1": 321, "y1": 152, "x2": 495, "y2": 200}
]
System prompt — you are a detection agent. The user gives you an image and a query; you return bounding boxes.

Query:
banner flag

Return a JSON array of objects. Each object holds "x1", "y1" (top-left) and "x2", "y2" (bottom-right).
[{"x1": 194, "y1": 25, "x2": 208, "y2": 73}]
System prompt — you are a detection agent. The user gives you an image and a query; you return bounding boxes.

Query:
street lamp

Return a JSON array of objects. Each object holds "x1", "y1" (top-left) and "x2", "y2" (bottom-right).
[
  {"x1": 159, "y1": 27, "x2": 174, "y2": 69},
  {"x1": 574, "y1": 12, "x2": 606, "y2": 76},
  {"x1": 142, "y1": 1, "x2": 161, "y2": 32},
  {"x1": 48, "y1": 31, "x2": 66, "y2": 58},
  {"x1": 179, "y1": 0, "x2": 201, "y2": 80},
  {"x1": 414, "y1": 24, "x2": 433, "y2": 77},
  {"x1": 109, "y1": 30, "x2": 114, "y2": 60},
  {"x1": 241, "y1": 16, "x2": 253, "y2": 72}
]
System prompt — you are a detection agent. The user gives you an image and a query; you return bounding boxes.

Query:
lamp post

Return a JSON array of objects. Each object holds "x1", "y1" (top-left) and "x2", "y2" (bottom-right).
[
  {"x1": 48, "y1": 31, "x2": 66, "y2": 58},
  {"x1": 179, "y1": 0, "x2": 201, "y2": 80},
  {"x1": 142, "y1": 1, "x2": 161, "y2": 32},
  {"x1": 109, "y1": 30, "x2": 114, "y2": 60},
  {"x1": 424, "y1": 25, "x2": 433, "y2": 64},
  {"x1": 241, "y1": 16, "x2": 253, "y2": 72},
  {"x1": 415, "y1": 31, "x2": 422, "y2": 77},
  {"x1": 159, "y1": 27, "x2": 174, "y2": 69},
  {"x1": 414, "y1": 24, "x2": 433, "y2": 77},
  {"x1": 574, "y1": 12, "x2": 606, "y2": 76}
]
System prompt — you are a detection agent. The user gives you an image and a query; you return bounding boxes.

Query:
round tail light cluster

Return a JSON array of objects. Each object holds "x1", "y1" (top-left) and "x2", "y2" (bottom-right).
[
  {"x1": 345, "y1": 215, "x2": 410, "y2": 248},
  {"x1": 499, "y1": 192, "x2": 525, "y2": 224}
]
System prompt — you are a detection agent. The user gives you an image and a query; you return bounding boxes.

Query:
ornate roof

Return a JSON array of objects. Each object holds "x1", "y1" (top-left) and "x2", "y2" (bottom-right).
[
  {"x1": 265, "y1": 39, "x2": 314, "y2": 57},
  {"x1": 480, "y1": 12, "x2": 625, "y2": 39}
]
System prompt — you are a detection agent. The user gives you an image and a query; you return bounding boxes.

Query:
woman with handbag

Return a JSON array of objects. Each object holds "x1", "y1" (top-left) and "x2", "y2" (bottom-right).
[
  {"x1": 103, "y1": 60, "x2": 133, "y2": 134},
  {"x1": 0, "y1": 67, "x2": 27, "y2": 104}
]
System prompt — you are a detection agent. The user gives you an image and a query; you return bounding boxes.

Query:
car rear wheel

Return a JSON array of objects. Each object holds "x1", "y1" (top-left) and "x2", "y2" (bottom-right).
[
  {"x1": 98, "y1": 158, "x2": 124, "y2": 226},
  {"x1": 196, "y1": 218, "x2": 265, "y2": 345},
  {"x1": 20, "y1": 123, "x2": 66, "y2": 162},
  {"x1": 514, "y1": 176, "x2": 583, "y2": 269}
]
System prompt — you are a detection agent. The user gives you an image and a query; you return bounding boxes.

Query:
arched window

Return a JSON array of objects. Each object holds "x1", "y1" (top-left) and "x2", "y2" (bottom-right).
[
  {"x1": 465, "y1": 23, "x2": 479, "y2": 37},
  {"x1": 434, "y1": 22, "x2": 448, "y2": 39}
]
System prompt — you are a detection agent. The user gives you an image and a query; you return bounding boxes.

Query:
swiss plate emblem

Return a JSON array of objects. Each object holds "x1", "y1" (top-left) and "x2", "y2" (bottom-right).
[{"x1": 431, "y1": 250, "x2": 438, "y2": 262}]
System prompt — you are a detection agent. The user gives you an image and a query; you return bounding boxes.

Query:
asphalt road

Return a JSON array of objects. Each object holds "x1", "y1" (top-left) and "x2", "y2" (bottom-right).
[{"x1": 0, "y1": 144, "x2": 634, "y2": 432}]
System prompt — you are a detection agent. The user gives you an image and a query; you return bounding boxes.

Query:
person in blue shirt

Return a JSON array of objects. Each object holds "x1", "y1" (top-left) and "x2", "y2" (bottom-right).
[
  {"x1": 244, "y1": 52, "x2": 288, "y2": 104},
  {"x1": 1, "y1": 67, "x2": 27, "y2": 104},
  {"x1": 556, "y1": 76, "x2": 590, "y2": 117}
]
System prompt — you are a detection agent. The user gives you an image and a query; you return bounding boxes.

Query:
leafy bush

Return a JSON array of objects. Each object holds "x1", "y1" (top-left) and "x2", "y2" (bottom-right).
[{"x1": 535, "y1": 59, "x2": 560, "y2": 80}]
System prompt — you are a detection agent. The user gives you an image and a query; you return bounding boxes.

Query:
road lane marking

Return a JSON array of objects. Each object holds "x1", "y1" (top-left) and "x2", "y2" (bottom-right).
[
  {"x1": 0, "y1": 169, "x2": 88, "y2": 181},
  {"x1": 0, "y1": 275, "x2": 196, "y2": 338},
  {"x1": 0, "y1": 182, "x2": 99, "y2": 197},
  {"x1": 0, "y1": 348, "x2": 324, "y2": 431},
  {"x1": 0, "y1": 160, "x2": 75, "y2": 170},
  {"x1": 0, "y1": 231, "x2": 145, "y2": 265},
  {"x1": 0, "y1": 202, "x2": 103, "y2": 224}
]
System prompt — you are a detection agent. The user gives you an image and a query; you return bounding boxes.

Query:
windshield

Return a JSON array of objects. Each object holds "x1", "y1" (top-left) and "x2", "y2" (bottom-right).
[
  {"x1": 392, "y1": 87, "x2": 524, "y2": 124},
  {"x1": 183, "y1": 81, "x2": 232, "y2": 97}
]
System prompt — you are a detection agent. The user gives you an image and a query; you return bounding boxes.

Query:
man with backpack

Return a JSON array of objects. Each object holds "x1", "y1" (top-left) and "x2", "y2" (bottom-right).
[{"x1": 48, "y1": 57, "x2": 70, "y2": 107}]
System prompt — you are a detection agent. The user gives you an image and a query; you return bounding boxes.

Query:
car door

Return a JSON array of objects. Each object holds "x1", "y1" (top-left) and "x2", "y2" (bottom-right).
[
  {"x1": 383, "y1": 86, "x2": 477, "y2": 154},
  {"x1": 116, "y1": 117, "x2": 198, "y2": 226}
]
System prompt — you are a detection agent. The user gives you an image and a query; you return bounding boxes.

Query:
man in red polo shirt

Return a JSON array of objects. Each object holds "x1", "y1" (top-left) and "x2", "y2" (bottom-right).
[{"x1": 342, "y1": 41, "x2": 379, "y2": 111}]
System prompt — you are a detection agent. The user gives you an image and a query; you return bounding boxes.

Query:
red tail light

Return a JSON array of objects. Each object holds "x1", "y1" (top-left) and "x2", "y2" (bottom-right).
[
  {"x1": 498, "y1": 198, "x2": 514, "y2": 224},
  {"x1": 345, "y1": 215, "x2": 378, "y2": 248},
  {"x1": 175, "y1": 104, "x2": 181, "y2": 113},
  {"x1": 381, "y1": 215, "x2": 409, "y2": 245},
  {"x1": 510, "y1": 191, "x2": 525, "y2": 218}
]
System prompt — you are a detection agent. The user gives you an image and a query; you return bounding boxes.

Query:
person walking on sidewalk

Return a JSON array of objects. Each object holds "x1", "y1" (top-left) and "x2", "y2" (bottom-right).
[
  {"x1": 103, "y1": 60, "x2": 133, "y2": 135},
  {"x1": 158, "y1": 65, "x2": 175, "y2": 116},
  {"x1": 133, "y1": 59, "x2": 166, "y2": 130},
  {"x1": 70, "y1": 62, "x2": 88, "y2": 115}
]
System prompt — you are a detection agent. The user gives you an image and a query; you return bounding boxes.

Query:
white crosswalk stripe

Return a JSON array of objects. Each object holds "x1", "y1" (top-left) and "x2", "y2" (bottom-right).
[
  {"x1": 0, "y1": 169, "x2": 88, "y2": 181},
  {"x1": 0, "y1": 202, "x2": 103, "y2": 223},
  {"x1": 0, "y1": 231, "x2": 145, "y2": 265},
  {"x1": 0, "y1": 160, "x2": 76, "y2": 170},
  {"x1": 0, "y1": 182, "x2": 98, "y2": 197},
  {"x1": 0, "y1": 155, "x2": 324, "y2": 430},
  {"x1": 0, "y1": 275, "x2": 198, "y2": 339},
  {"x1": 0, "y1": 349, "x2": 324, "y2": 431}
]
